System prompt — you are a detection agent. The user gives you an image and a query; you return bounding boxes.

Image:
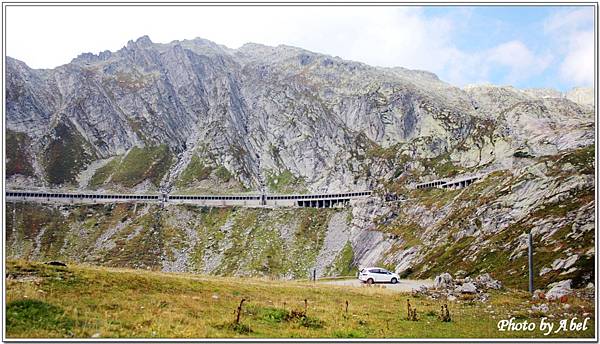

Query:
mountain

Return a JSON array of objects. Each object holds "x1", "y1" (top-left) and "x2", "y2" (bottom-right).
[
  {"x1": 5, "y1": 36, "x2": 595, "y2": 290},
  {"x1": 6, "y1": 35, "x2": 594, "y2": 193}
]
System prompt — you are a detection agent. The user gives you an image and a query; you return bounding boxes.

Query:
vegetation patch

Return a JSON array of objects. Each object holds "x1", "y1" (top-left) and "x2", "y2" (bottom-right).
[
  {"x1": 552, "y1": 145, "x2": 594, "y2": 175},
  {"x1": 42, "y1": 121, "x2": 96, "y2": 185},
  {"x1": 89, "y1": 157, "x2": 122, "y2": 188},
  {"x1": 266, "y1": 170, "x2": 306, "y2": 193},
  {"x1": 6, "y1": 299, "x2": 75, "y2": 336},
  {"x1": 215, "y1": 166, "x2": 232, "y2": 182},
  {"x1": 175, "y1": 155, "x2": 213, "y2": 188},
  {"x1": 366, "y1": 143, "x2": 399, "y2": 163},
  {"x1": 285, "y1": 209, "x2": 332, "y2": 277},
  {"x1": 530, "y1": 187, "x2": 594, "y2": 220},
  {"x1": 418, "y1": 152, "x2": 460, "y2": 178},
  {"x1": 326, "y1": 242, "x2": 357, "y2": 277},
  {"x1": 6, "y1": 129, "x2": 35, "y2": 177},
  {"x1": 102, "y1": 207, "x2": 163, "y2": 269},
  {"x1": 111, "y1": 145, "x2": 173, "y2": 187}
]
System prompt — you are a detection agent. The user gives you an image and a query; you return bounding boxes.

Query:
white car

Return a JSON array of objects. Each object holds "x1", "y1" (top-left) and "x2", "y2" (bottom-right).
[{"x1": 358, "y1": 267, "x2": 400, "y2": 284}]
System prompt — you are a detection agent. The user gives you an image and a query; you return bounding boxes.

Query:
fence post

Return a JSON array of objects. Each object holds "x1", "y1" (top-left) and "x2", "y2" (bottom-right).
[
  {"x1": 528, "y1": 232, "x2": 534, "y2": 294},
  {"x1": 313, "y1": 269, "x2": 316, "y2": 282}
]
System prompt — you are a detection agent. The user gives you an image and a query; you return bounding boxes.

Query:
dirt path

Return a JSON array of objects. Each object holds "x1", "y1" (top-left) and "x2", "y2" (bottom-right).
[{"x1": 320, "y1": 278, "x2": 434, "y2": 292}]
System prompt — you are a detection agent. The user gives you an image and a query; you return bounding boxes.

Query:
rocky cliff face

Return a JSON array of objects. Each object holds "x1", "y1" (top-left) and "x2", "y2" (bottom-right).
[
  {"x1": 5, "y1": 35, "x2": 595, "y2": 290},
  {"x1": 6, "y1": 35, "x2": 594, "y2": 194}
]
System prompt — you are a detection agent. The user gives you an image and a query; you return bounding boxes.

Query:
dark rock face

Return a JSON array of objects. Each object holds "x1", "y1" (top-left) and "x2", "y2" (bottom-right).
[{"x1": 5, "y1": 36, "x2": 594, "y2": 193}]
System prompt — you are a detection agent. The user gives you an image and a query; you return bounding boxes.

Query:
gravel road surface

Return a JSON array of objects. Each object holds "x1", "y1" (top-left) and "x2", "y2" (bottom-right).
[{"x1": 320, "y1": 279, "x2": 434, "y2": 292}]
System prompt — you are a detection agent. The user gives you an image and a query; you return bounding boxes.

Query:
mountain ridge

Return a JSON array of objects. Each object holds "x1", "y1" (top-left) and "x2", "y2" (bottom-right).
[{"x1": 6, "y1": 36, "x2": 593, "y2": 193}]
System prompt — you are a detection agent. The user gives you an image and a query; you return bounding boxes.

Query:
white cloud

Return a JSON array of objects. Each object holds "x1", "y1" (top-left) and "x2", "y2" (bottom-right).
[
  {"x1": 544, "y1": 7, "x2": 594, "y2": 86},
  {"x1": 544, "y1": 7, "x2": 594, "y2": 34},
  {"x1": 559, "y1": 31, "x2": 594, "y2": 86},
  {"x1": 485, "y1": 40, "x2": 552, "y2": 83}
]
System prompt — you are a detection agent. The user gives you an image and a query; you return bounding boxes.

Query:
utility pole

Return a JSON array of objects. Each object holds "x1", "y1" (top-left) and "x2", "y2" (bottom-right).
[{"x1": 528, "y1": 232, "x2": 534, "y2": 294}]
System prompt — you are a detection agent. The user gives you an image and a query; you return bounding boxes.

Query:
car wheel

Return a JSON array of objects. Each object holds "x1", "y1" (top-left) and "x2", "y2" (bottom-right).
[
  {"x1": 366, "y1": 278, "x2": 374, "y2": 285},
  {"x1": 391, "y1": 277, "x2": 398, "y2": 284}
]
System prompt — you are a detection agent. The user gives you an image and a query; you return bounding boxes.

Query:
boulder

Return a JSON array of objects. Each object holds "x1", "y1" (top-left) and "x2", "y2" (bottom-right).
[
  {"x1": 456, "y1": 282, "x2": 477, "y2": 294},
  {"x1": 434, "y1": 273, "x2": 454, "y2": 289},
  {"x1": 546, "y1": 280, "x2": 572, "y2": 301},
  {"x1": 475, "y1": 273, "x2": 502, "y2": 290},
  {"x1": 562, "y1": 255, "x2": 578, "y2": 270},
  {"x1": 550, "y1": 255, "x2": 579, "y2": 271},
  {"x1": 551, "y1": 258, "x2": 565, "y2": 270}
]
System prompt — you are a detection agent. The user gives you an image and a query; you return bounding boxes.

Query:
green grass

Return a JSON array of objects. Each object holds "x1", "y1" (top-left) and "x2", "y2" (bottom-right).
[
  {"x1": 215, "y1": 166, "x2": 232, "y2": 182},
  {"x1": 550, "y1": 145, "x2": 595, "y2": 176},
  {"x1": 5, "y1": 260, "x2": 595, "y2": 339},
  {"x1": 89, "y1": 157, "x2": 122, "y2": 189},
  {"x1": 42, "y1": 121, "x2": 96, "y2": 185},
  {"x1": 325, "y1": 242, "x2": 357, "y2": 276},
  {"x1": 266, "y1": 170, "x2": 306, "y2": 193},
  {"x1": 7, "y1": 300, "x2": 76, "y2": 336},
  {"x1": 111, "y1": 145, "x2": 173, "y2": 187},
  {"x1": 175, "y1": 155, "x2": 213, "y2": 188}
]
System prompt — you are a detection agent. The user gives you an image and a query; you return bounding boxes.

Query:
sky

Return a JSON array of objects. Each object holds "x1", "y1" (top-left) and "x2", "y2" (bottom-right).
[{"x1": 5, "y1": 5, "x2": 595, "y2": 91}]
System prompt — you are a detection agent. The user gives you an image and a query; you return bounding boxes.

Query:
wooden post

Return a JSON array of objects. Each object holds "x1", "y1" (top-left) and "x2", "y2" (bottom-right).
[
  {"x1": 235, "y1": 298, "x2": 246, "y2": 325},
  {"x1": 313, "y1": 269, "x2": 316, "y2": 282},
  {"x1": 304, "y1": 299, "x2": 308, "y2": 316}
]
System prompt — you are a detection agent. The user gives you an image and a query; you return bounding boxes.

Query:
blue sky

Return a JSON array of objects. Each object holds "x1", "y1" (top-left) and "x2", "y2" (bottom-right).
[
  {"x1": 421, "y1": 6, "x2": 594, "y2": 90},
  {"x1": 7, "y1": 5, "x2": 595, "y2": 91}
]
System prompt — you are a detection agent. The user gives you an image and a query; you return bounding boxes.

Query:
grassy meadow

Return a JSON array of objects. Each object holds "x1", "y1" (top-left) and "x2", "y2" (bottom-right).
[{"x1": 5, "y1": 260, "x2": 595, "y2": 339}]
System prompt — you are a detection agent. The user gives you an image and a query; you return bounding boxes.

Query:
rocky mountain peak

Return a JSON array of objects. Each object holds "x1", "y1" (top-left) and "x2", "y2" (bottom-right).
[{"x1": 127, "y1": 35, "x2": 153, "y2": 49}]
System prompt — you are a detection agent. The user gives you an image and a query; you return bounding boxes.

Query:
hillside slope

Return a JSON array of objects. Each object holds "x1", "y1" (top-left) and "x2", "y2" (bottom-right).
[{"x1": 6, "y1": 145, "x2": 595, "y2": 290}]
